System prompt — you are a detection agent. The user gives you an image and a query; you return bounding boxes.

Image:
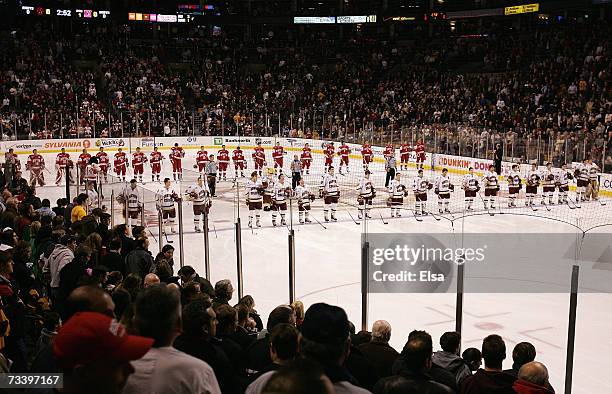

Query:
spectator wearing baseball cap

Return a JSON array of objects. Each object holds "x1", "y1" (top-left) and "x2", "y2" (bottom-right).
[
  {"x1": 300, "y1": 303, "x2": 371, "y2": 394},
  {"x1": 53, "y1": 311, "x2": 153, "y2": 394}
]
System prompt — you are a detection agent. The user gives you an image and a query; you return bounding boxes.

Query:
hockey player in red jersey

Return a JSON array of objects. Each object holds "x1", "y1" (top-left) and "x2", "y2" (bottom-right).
[
  {"x1": 77, "y1": 148, "x2": 92, "y2": 185},
  {"x1": 300, "y1": 143, "x2": 313, "y2": 174},
  {"x1": 114, "y1": 148, "x2": 128, "y2": 182},
  {"x1": 232, "y1": 146, "x2": 246, "y2": 177},
  {"x1": 170, "y1": 143, "x2": 185, "y2": 181},
  {"x1": 132, "y1": 147, "x2": 147, "y2": 184},
  {"x1": 55, "y1": 148, "x2": 73, "y2": 185},
  {"x1": 399, "y1": 142, "x2": 412, "y2": 171},
  {"x1": 96, "y1": 147, "x2": 109, "y2": 183},
  {"x1": 253, "y1": 142, "x2": 266, "y2": 176},
  {"x1": 324, "y1": 142, "x2": 335, "y2": 173},
  {"x1": 338, "y1": 141, "x2": 350, "y2": 174},
  {"x1": 272, "y1": 141, "x2": 284, "y2": 174},
  {"x1": 361, "y1": 143, "x2": 373, "y2": 172},
  {"x1": 415, "y1": 140, "x2": 426, "y2": 170},
  {"x1": 196, "y1": 146, "x2": 209, "y2": 175},
  {"x1": 26, "y1": 149, "x2": 45, "y2": 187},
  {"x1": 150, "y1": 146, "x2": 163, "y2": 182},
  {"x1": 217, "y1": 144, "x2": 230, "y2": 181},
  {"x1": 383, "y1": 143, "x2": 394, "y2": 160}
]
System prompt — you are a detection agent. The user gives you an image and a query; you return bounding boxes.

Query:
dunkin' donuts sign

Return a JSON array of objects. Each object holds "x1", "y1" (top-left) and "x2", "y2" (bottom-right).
[{"x1": 436, "y1": 155, "x2": 493, "y2": 171}]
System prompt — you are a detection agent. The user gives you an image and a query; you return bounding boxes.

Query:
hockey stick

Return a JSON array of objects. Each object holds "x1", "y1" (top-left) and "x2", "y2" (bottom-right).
[
  {"x1": 477, "y1": 193, "x2": 495, "y2": 216},
  {"x1": 378, "y1": 210, "x2": 388, "y2": 225},
  {"x1": 311, "y1": 213, "x2": 328, "y2": 229},
  {"x1": 403, "y1": 207, "x2": 422, "y2": 222},
  {"x1": 344, "y1": 206, "x2": 360, "y2": 225},
  {"x1": 427, "y1": 208, "x2": 442, "y2": 221}
]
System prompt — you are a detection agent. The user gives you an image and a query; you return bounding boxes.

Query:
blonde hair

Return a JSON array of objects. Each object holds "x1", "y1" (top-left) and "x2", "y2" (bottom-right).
[{"x1": 291, "y1": 300, "x2": 305, "y2": 320}]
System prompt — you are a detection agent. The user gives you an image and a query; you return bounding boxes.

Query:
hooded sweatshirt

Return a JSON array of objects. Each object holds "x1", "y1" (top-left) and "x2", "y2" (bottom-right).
[
  {"x1": 432, "y1": 350, "x2": 472, "y2": 385},
  {"x1": 45, "y1": 245, "x2": 74, "y2": 288}
]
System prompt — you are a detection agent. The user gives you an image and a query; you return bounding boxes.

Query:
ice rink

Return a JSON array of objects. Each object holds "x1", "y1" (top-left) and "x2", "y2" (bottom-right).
[{"x1": 32, "y1": 146, "x2": 612, "y2": 393}]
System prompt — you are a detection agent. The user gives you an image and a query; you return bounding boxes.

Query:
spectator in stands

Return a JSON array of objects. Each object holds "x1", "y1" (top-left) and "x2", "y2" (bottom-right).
[
  {"x1": 299, "y1": 302, "x2": 371, "y2": 393},
  {"x1": 290, "y1": 300, "x2": 305, "y2": 328},
  {"x1": 214, "y1": 303, "x2": 248, "y2": 371},
  {"x1": 100, "y1": 238, "x2": 124, "y2": 274},
  {"x1": 153, "y1": 259, "x2": 174, "y2": 284},
  {"x1": 391, "y1": 330, "x2": 456, "y2": 392},
  {"x1": 373, "y1": 335, "x2": 453, "y2": 394},
  {"x1": 0, "y1": 250, "x2": 28, "y2": 372},
  {"x1": 36, "y1": 311, "x2": 60, "y2": 355},
  {"x1": 53, "y1": 311, "x2": 154, "y2": 394},
  {"x1": 503, "y1": 342, "x2": 536, "y2": 378},
  {"x1": 238, "y1": 294, "x2": 264, "y2": 332},
  {"x1": 460, "y1": 334, "x2": 516, "y2": 394},
  {"x1": 114, "y1": 224, "x2": 134, "y2": 260},
  {"x1": 462, "y1": 348, "x2": 482, "y2": 372},
  {"x1": 123, "y1": 284, "x2": 221, "y2": 394},
  {"x1": 357, "y1": 320, "x2": 399, "y2": 378},
  {"x1": 70, "y1": 193, "x2": 88, "y2": 223},
  {"x1": 37, "y1": 199, "x2": 56, "y2": 219},
  {"x1": 154, "y1": 244, "x2": 175, "y2": 274},
  {"x1": 174, "y1": 296, "x2": 244, "y2": 394},
  {"x1": 52, "y1": 199, "x2": 67, "y2": 218},
  {"x1": 229, "y1": 303, "x2": 257, "y2": 350},
  {"x1": 260, "y1": 358, "x2": 335, "y2": 394},
  {"x1": 45, "y1": 234, "x2": 77, "y2": 304},
  {"x1": 512, "y1": 362, "x2": 554, "y2": 394},
  {"x1": 125, "y1": 237, "x2": 154, "y2": 280},
  {"x1": 58, "y1": 245, "x2": 93, "y2": 305},
  {"x1": 213, "y1": 279, "x2": 234, "y2": 308},
  {"x1": 432, "y1": 331, "x2": 472, "y2": 386},
  {"x1": 247, "y1": 305, "x2": 296, "y2": 373},
  {"x1": 143, "y1": 273, "x2": 160, "y2": 288},
  {"x1": 246, "y1": 323, "x2": 300, "y2": 393}
]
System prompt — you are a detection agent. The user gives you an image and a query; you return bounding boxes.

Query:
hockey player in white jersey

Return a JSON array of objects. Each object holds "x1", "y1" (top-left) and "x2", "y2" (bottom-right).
[
  {"x1": 356, "y1": 170, "x2": 375, "y2": 219},
  {"x1": 585, "y1": 158, "x2": 600, "y2": 201},
  {"x1": 541, "y1": 162, "x2": 556, "y2": 205},
  {"x1": 155, "y1": 178, "x2": 180, "y2": 234},
  {"x1": 320, "y1": 166, "x2": 340, "y2": 222},
  {"x1": 295, "y1": 178, "x2": 315, "y2": 224},
  {"x1": 185, "y1": 177, "x2": 212, "y2": 232},
  {"x1": 434, "y1": 168, "x2": 453, "y2": 214},
  {"x1": 118, "y1": 179, "x2": 143, "y2": 232},
  {"x1": 574, "y1": 160, "x2": 590, "y2": 203},
  {"x1": 555, "y1": 163, "x2": 573, "y2": 204},
  {"x1": 525, "y1": 163, "x2": 541, "y2": 207},
  {"x1": 482, "y1": 165, "x2": 500, "y2": 210},
  {"x1": 507, "y1": 164, "x2": 522, "y2": 207},
  {"x1": 245, "y1": 171, "x2": 264, "y2": 228},
  {"x1": 388, "y1": 172, "x2": 408, "y2": 218},
  {"x1": 412, "y1": 169, "x2": 432, "y2": 216},
  {"x1": 462, "y1": 167, "x2": 479, "y2": 211},
  {"x1": 262, "y1": 168, "x2": 275, "y2": 212},
  {"x1": 272, "y1": 174, "x2": 291, "y2": 227}
]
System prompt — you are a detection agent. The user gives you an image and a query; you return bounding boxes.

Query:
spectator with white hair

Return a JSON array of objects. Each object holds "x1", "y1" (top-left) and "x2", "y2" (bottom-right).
[{"x1": 357, "y1": 320, "x2": 399, "y2": 378}]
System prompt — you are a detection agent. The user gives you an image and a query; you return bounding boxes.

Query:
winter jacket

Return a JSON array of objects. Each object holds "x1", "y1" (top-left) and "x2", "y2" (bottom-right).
[
  {"x1": 374, "y1": 369, "x2": 454, "y2": 394},
  {"x1": 432, "y1": 350, "x2": 472, "y2": 386},
  {"x1": 44, "y1": 245, "x2": 74, "y2": 288},
  {"x1": 125, "y1": 247, "x2": 154, "y2": 280}
]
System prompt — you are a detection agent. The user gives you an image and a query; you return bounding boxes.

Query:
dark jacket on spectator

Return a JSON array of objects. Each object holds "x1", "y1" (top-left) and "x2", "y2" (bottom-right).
[
  {"x1": 125, "y1": 247, "x2": 154, "y2": 280},
  {"x1": 174, "y1": 332, "x2": 245, "y2": 394},
  {"x1": 374, "y1": 369, "x2": 454, "y2": 394},
  {"x1": 224, "y1": 325, "x2": 256, "y2": 351},
  {"x1": 345, "y1": 344, "x2": 380, "y2": 390},
  {"x1": 0, "y1": 207, "x2": 17, "y2": 231},
  {"x1": 246, "y1": 335, "x2": 271, "y2": 373},
  {"x1": 100, "y1": 250, "x2": 125, "y2": 275},
  {"x1": 58, "y1": 255, "x2": 89, "y2": 303},
  {"x1": 460, "y1": 369, "x2": 516, "y2": 394},
  {"x1": 0, "y1": 275, "x2": 27, "y2": 372},
  {"x1": 357, "y1": 339, "x2": 399, "y2": 378},
  {"x1": 119, "y1": 234, "x2": 135, "y2": 260},
  {"x1": 393, "y1": 356, "x2": 457, "y2": 393}
]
